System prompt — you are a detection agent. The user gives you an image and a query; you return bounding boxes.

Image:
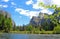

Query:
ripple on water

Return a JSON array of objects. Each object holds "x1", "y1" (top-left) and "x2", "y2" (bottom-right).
[{"x1": 0, "y1": 34, "x2": 60, "y2": 39}]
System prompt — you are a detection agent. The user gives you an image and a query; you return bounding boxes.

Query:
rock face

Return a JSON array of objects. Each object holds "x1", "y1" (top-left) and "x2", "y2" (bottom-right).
[
  {"x1": 30, "y1": 13, "x2": 50, "y2": 27},
  {"x1": 0, "y1": 10, "x2": 15, "y2": 26},
  {"x1": 30, "y1": 7, "x2": 60, "y2": 28},
  {"x1": 0, "y1": 10, "x2": 11, "y2": 18}
]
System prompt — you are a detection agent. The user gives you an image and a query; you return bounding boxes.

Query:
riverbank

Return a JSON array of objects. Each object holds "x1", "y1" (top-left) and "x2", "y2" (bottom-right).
[{"x1": 10, "y1": 31, "x2": 53, "y2": 34}]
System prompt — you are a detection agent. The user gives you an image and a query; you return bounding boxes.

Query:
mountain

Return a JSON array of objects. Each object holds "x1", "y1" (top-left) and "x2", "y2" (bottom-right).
[
  {"x1": 30, "y1": 12, "x2": 53, "y2": 30},
  {"x1": 0, "y1": 10, "x2": 11, "y2": 18},
  {"x1": 30, "y1": 13, "x2": 50, "y2": 27},
  {"x1": 0, "y1": 10, "x2": 15, "y2": 27},
  {"x1": 30, "y1": 7, "x2": 60, "y2": 31}
]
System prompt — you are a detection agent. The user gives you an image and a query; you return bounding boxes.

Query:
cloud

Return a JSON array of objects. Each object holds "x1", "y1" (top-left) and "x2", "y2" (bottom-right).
[
  {"x1": 26, "y1": 0, "x2": 33, "y2": 5},
  {"x1": 32, "y1": 0, "x2": 60, "y2": 8},
  {"x1": 3, "y1": 5, "x2": 8, "y2": 8},
  {"x1": 2, "y1": 0, "x2": 9, "y2": 2},
  {"x1": 15, "y1": 8, "x2": 39, "y2": 19},
  {"x1": 25, "y1": 0, "x2": 52, "y2": 10},
  {"x1": 40, "y1": 9, "x2": 53, "y2": 14},
  {"x1": 0, "y1": 4, "x2": 8, "y2": 8},
  {"x1": 25, "y1": 0, "x2": 54, "y2": 15},
  {"x1": 52, "y1": 0, "x2": 60, "y2": 7},
  {"x1": 11, "y1": 2, "x2": 16, "y2": 5},
  {"x1": 33, "y1": 0, "x2": 60, "y2": 7},
  {"x1": 33, "y1": 0, "x2": 53, "y2": 9},
  {"x1": 32, "y1": 2, "x2": 44, "y2": 9},
  {"x1": 15, "y1": 8, "x2": 53, "y2": 19},
  {"x1": 25, "y1": 0, "x2": 46, "y2": 10},
  {"x1": 15, "y1": 0, "x2": 54, "y2": 19}
]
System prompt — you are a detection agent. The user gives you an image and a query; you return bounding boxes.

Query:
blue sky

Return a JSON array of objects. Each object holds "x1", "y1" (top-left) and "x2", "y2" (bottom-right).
[{"x1": 0, "y1": 0, "x2": 60, "y2": 26}]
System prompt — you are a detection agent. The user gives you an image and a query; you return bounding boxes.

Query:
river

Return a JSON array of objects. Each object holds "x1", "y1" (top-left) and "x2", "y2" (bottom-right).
[{"x1": 0, "y1": 33, "x2": 60, "y2": 39}]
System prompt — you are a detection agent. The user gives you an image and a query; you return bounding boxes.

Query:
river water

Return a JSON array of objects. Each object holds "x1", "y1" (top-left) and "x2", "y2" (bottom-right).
[{"x1": 0, "y1": 33, "x2": 60, "y2": 39}]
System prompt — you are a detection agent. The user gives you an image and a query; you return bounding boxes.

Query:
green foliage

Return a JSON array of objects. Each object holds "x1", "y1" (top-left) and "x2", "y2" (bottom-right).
[
  {"x1": 38, "y1": 2, "x2": 57, "y2": 9},
  {"x1": 50, "y1": 8, "x2": 60, "y2": 26},
  {"x1": 50, "y1": 15, "x2": 58, "y2": 26},
  {"x1": 4, "y1": 18, "x2": 12, "y2": 32},
  {"x1": 33, "y1": 27, "x2": 40, "y2": 31},
  {"x1": 0, "y1": 12, "x2": 13, "y2": 33},
  {"x1": 0, "y1": 14, "x2": 5, "y2": 30},
  {"x1": 26, "y1": 25, "x2": 33, "y2": 31},
  {"x1": 15, "y1": 26, "x2": 20, "y2": 31},
  {"x1": 44, "y1": 14, "x2": 49, "y2": 19},
  {"x1": 53, "y1": 26, "x2": 60, "y2": 34},
  {"x1": 55, "y1": 7, "x2": 60, "y2": 11}
]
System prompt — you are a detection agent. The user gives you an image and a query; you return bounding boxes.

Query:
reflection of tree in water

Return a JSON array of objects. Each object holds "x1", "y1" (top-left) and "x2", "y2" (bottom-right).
[{"x1": 0, "y1": 33, "x2": 11, "y2": 39}]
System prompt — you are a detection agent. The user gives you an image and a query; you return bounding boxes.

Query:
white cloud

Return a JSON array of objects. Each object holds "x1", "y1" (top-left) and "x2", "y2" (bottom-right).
[
  {"x1": 32, "y1": 0, "x2": 53, "y2": 9},
  {"x1": 3, "y1": 5, "x2": 8, "y2": 8},
  {"x1": 15, "y1": 8, "x2": 39, "y2": 19},
  {"x1": 25, "y1": 0, "x2": 49, "y2": 9},
  {"x1": 32, "y1": 0, "x2": 60, "y2": 8},
  {"x1": 33, "y1": 0, "x2": 60, "y2": 8},
  {"x1": 0, "y1": 4, "x2": 8, "y2": 8},
  {"x1": 2, "y1": 0, "x2": 9, "y2": 2},
  {"x1": 31, "y1": 0, "x2": 53, "y2": 15},
  {"x1": 15, "y1": 8, "x2": 53, "y2": 19},
  {"x1": 32, "y1": 2, "x2": 44, "y2": 9},
  {"x1": 40, "y1": 9, "x2": 53, "y2": 14},
  {"x1": 26, "y1": 0, "x2": 33, "y2": 5},
  {"x1": 25, "y1": 0, "x2": 54, "y2": 15},
  {"x1": 11, "y1": 2, "x2": 16, "y2": 5},
  {"x1": 52, "y1": 0, "x2": 60, "y2": 7}
]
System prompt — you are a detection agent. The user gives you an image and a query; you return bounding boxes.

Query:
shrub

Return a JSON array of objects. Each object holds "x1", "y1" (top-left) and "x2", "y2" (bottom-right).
[{"x1": 53, "y1": 26, "x2": 60, "y2": 34}]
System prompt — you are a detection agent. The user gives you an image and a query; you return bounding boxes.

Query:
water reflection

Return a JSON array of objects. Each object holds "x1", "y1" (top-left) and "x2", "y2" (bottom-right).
[
  {"x1": 28, "y1": 34, "x2": 60, "y2": 39},
  {"x1": 0, "y1": 33, "x2": 11, "y2": 39},
  {"x1": 0, "y1": 34, "x2": 60, "y2": 39}
]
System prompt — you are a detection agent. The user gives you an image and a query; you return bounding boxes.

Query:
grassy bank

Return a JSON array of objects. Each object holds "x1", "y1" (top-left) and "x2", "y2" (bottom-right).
[{"x1": 10, "y1": 31, "x2": 53, "y2": 34}]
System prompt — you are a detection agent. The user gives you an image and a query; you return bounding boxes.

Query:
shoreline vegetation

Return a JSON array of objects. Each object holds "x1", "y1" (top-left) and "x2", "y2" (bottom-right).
[
  {"x1": 10, "y1": 31, "x2": 53, "y2": 34},
  {"x1": 0, "y1": 31, "x2": 53, "y2": 34}
]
